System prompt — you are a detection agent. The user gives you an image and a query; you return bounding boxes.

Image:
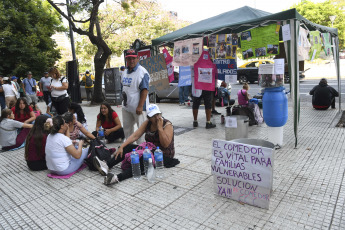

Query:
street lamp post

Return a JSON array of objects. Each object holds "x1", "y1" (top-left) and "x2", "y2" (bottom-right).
[{"x1": 329, "y1": 15, "x2": 336, "y2": 27}]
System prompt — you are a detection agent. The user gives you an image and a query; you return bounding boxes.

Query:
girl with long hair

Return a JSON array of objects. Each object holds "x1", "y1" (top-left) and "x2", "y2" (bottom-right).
[
  {"x1": 24, "y1": 115, "x2": 51, "y2": 171},
  {"x1": 0, "y1": 109, "x2": 33, "y2": 151},
  {"x1": 92, "y1": 102, "x2": 124, "y2": 143},
  {"x1": 68, "y1": 102, "x2": 88, "y2": 132},
  {"x1": 45, "y1": 116, "x2": 88, "y2": 175},
  {"x1": 63, "y1": 112, "x2": 95, "y2": 141},
  {"x1": 12, "y1": 98, "x2": 36, "y2": 123}
]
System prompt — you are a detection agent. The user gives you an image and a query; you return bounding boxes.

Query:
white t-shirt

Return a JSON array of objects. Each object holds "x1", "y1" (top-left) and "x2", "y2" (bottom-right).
[
  {"x1": 45, "y1": 133, "x2": 73, "y2": 172},
  {"x1": 0, "y1": 119, "x2": 23, "y2": 147},
  {"x1": 51, "y1": 77, "x2": 68, "y2": 97},
  {"x1": 2, "y1": 84, "x2": 16, "y2": 97}
]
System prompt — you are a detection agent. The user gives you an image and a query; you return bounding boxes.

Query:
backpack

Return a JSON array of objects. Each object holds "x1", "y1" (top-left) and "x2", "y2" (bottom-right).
[
  {"x1": 84, "y1": 138, "x2": 115, "y2": 171},
  {"x1": 85, "y1": 74, "x2": 93, "y2": 87}
]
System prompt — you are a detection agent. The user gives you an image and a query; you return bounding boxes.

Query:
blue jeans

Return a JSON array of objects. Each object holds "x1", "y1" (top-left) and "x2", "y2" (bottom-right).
[
  {"x1": 53, "y1": 148, "x2": 89, "y2": 175},
  {"x1": 179, "y1": 86, "x2": 191, "y2": 104},
  {"x1": 0, "y1": 96, "x2": 5, "y2": 110}
]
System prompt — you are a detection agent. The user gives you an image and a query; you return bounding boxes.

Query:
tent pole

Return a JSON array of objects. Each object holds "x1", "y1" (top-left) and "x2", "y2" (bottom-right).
[{"x1": 332, "y1": 36, "x2": 341, "y2": 112}]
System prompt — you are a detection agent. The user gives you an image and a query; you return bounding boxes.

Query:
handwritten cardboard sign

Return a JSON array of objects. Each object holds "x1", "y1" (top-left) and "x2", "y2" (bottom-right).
[
  {"x1": 140, "y1": 54, "x2": 169, "y2": 91},
  {"x1": 211, "y1": 139, "x2": 274, "y2": 209}
]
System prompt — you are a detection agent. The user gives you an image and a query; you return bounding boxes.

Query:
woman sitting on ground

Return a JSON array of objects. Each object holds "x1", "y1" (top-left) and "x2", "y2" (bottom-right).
[
  {"x1": 0, "y1": 109, "x2": 33, "y2": 151},
  {"x1": 24, "y1": 115, "x2": 51, "y2": 171},
  {"x1": 45, "y1": 116, "x2": 88, "y2": 176},
  {"x1": 68, "y1": 102, "x2": 88, "y2": 132},
  {"x1": 63, "y1": 112, "x2": 95, "y2": 141},
  {"x1": 11, "y1": 98, "x2": 36, "y2": 123},
  {"x1": 93, "y1": 104, "x2": 179, "y2": 185},
  {"x1": 237, "y1": 83, "x2": 250, "y2": 106},
  {"x1": 92, "y1": 102, "x2": 124, "y2": 143}
]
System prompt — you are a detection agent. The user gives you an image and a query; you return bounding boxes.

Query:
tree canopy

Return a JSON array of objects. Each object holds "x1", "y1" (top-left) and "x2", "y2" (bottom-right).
[
  {"x1": 292, "y1": 0, "x2": 345, "y2": 49},
  {"x1": 0, "y1": 0, "x2": 64, "y2": 79},
  {"x1": 75, "y1": 1, "x2": 190, "y2": 71}
]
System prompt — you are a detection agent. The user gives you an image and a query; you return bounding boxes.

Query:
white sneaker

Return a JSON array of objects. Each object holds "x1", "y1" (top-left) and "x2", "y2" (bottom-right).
[
  {"x1": 104, "y1": 173, "x2": 119, "y2": 185},
  {"x1": 93, "y1": 156, "x2": 109, "y2": 176}
]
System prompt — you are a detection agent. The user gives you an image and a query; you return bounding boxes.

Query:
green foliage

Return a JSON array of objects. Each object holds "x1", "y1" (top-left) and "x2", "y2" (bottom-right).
[
  {"x1": 292, "y1": 0, "x2": 345, "y2": 49},
  {"x1": 75, "y1": 1, "x2": 190, "y2": 66},
  {"x1": 0, "y1": 0, "x2": 64, "y2": 79}
]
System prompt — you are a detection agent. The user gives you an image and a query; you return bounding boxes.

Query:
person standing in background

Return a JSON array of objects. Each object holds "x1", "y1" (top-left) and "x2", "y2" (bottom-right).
[
  {"x1": 81, "y1": 70, "x2": 95, "y2": 102},
  {"x1": 22, "y1": 71, "x2": 38, "y2": 104},
  {"x1": 0, "y1": 75, "x2": 6, "y2": 110},
  {"x1": 121, "y1": 49, "x2": 150, "y2": 144},
  {"x1": 39, "y1": 72, "x2": 52, "y2": 105}
]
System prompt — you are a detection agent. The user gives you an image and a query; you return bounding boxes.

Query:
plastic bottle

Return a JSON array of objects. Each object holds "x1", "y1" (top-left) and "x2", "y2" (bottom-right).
[
  {"x1": 143, "y1": 146, "x2": 152, "y2": 175},
  {"x1": 154, "y1": 147, "x2": 164, "y2": 178},
  {"x1": 147, "y1": 158, "x2": 155, "y2": 183},
  {"x1": 98, "y1": 126, "x2": 105, "y2": 141},
  {"x1": 131, "y1": 149, "x2": 141, "y2": 180}
]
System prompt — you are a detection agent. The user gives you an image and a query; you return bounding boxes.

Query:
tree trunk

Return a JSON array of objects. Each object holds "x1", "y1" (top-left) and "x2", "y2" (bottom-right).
[{"x1": 92, "y1": 55, "x2": 108, "y2": 104}]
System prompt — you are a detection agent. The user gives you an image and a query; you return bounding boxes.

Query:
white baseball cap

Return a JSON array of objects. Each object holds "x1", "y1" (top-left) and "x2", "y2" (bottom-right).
[{"x1": 147, "y1": 104, "x2": 161, "y2": 117}]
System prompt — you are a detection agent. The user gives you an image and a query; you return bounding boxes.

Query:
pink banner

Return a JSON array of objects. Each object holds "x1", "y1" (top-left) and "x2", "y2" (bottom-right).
[
  {"x1": 162, "y1": 48, "x2": 174, "y2": 82},
  {"x1": 194, "y1": 50, "x2": 217, "y2": 91}
]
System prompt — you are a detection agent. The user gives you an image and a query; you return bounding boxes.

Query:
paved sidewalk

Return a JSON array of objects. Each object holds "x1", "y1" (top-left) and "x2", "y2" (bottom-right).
[{"x1": 1, "y1": 101, "x2": 345, "y2": 229}]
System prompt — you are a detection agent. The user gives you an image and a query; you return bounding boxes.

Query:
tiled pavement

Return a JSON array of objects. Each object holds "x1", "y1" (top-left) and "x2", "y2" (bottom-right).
[{"x1": 1, "y1": 101, "x2": 345, "y2": 229}]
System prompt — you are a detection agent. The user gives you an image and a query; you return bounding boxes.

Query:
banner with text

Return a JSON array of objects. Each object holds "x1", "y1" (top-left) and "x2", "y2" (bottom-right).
[
  {"x1": 178, "y1": 66, "x2": 192, "y2": 87},
  {"x1": 211, "y1": 139, "x2": 274, "y2": 209},
  {"x1": 213, "y1": 59, "x2": 237, "y2": 81},
  {"x1": 140, "y1": 54, "x2": 169, "y2": 91}
]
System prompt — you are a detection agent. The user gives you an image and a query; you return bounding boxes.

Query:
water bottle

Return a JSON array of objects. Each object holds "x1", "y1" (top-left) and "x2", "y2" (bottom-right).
[
  {"x1": 131, "y1": 149, "x2": 141, "y2": 180},
  {"x1": 98, "y1": 126, "x2": 105, "y2": 141},
  {"x1": 154, "y1": 147, "x2": 164, "y2": 178},
  {"x1": 147, "y1": 158, "x2": 155, "y2": 183},
  {"x1": 143, "y1": 146, "x2": 152, "y2": 176}
]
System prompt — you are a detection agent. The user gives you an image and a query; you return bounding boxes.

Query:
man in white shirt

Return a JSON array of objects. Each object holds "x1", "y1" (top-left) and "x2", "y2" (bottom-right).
[{"x1": 121, "y1": 49, "x2": 150, "y2": 144}]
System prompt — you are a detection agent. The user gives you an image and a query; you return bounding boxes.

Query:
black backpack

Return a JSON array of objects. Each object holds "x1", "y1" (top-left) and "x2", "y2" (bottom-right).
[
  {"x1": 84, "y1": 138, "x2": 114, "y2": 171},
  {"x1": 85, "y1": 74, "x2": 93, "y2": 87}
]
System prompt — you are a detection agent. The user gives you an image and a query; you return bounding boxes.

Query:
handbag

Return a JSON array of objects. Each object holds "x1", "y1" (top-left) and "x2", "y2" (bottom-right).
[
  {"x1": 121, "y1": 142, "x2": 156, "y2": 171},
  {"x1": 51, "y1": 94, "x2": 66, "y2": 102},
  {"x1": 84, "y1": 138, "x2": 115, "y2": 171}
]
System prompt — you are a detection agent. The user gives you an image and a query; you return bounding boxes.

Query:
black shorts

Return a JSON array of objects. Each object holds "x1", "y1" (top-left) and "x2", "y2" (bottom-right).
[{"x1": 192, "y1": 90, "x2": 213, "y2": 110}]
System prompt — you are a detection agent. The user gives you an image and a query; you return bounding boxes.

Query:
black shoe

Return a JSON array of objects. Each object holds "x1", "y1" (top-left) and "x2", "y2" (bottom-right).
[
  {"x1": 206, "y1": 122, "x2": 216, "y2": 129},
  {"x1": 193, "y1": 121, "x2": 198, "y2": 128},
  {"x1": 212, "y1": 110, "x2": 221, "y2": 115}
]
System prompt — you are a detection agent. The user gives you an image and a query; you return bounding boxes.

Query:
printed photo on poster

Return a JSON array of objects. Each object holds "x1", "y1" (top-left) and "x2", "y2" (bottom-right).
[
  {"x1": 198, "y1": 68, "x2": 213, "y2": 83},
  {"x1": 209, "y1": 47, "x2": 216, "y2": 59},
  {"x1": 241, "y1": 31, "x2": 252, "y2": 41},
  {"x1": 226, "y1": 45, "x2": 232, "y2": 57},
  {"x1": 182, "y1": 45, "x2": 189, "y2": 53},
  {"x1": 209, "y1": 35, "x2": 217, "y2": 47},
  {"x1": 267, "y1": 44, "x2": 278, "y2": 54},
  {"x1": 226, "y1": 34, "x2": 232, "y2": 44},
  {"x1": 217, "y1": 34, "x2": 226, "y2": 43},
  {"x1": 193, "y1": 43, "x2": 200, "y2": 54},
  {"x1": 242, "y1": 48, "x2": 254, "y2": 59},
  {"x1": 232, "y1": 34, "x2": 238, "y2": 45},
  {"x1": 232, "y1": 46, "x2": 237, "y2": 58},
  {"x1": 255, "y1": 47, "x2": 266, "y2": 57},
  {"x1": 174, "y1": 47, "x2": 180, "y2": 58},
  {"x1": 216, "y1": 43, "x2": 226, "y2": 59}
]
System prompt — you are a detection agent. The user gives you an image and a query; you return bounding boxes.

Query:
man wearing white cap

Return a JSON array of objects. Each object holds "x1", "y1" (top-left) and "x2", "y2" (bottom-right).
[{"x1": 121, "y1": 49, "x2": 150, "y2": 144}]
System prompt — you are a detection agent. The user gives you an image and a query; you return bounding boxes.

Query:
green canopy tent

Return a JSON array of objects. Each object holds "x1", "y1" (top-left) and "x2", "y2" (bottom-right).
[{"x1": 152, "y1": 6, "x2": 340, "y2": 147}]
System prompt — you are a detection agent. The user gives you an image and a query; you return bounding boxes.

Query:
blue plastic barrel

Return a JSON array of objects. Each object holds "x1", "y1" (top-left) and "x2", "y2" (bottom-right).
[{"x1": 262, "y1": 86, "x2": 288, "y2": 127}]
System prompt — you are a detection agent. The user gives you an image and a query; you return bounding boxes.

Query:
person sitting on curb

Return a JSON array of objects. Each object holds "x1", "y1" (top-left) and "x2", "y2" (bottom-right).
[
  {"x1": 309, "y1": 78, "x2": 339, "y2": 110},
  {"x1": 237, "y1": 83, "x2": 250, "y2": 106},
  {"x1": 216, "y1": 81, "x2": 235, "y2": 107},
  {"x1": 93, "y1": 104, "x2": 179, "y2": 185},
  {"x1": 0, "y1": 109, "x2": 33, "y2": 151}
]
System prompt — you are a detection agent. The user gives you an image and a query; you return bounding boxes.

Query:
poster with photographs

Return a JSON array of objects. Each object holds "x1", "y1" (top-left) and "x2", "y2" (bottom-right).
[
  {"x1": 208, "y1": 33, "x2": 238, "y2": 60},
  {"x1": 172, "y1": 37, "x2": 203, "y2": 66},
  {"x1": 309, "y1": 31, "x2": 323, "y2": 61},
  {"x1": 240, "y1": 24, "x2": 279, "y2": 59}
]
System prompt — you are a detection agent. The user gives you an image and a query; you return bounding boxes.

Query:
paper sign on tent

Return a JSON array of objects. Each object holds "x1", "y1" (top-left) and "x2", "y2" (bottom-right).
[
  {"x1": 274, "y1": 59, "x2": 284, "y2": 75},
  {"x1": 282, "y1": 24, "x2": 291, "y2": 41},
  {"x1": 225, "y1": 75, "x2": 237, "y2": 84}
]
